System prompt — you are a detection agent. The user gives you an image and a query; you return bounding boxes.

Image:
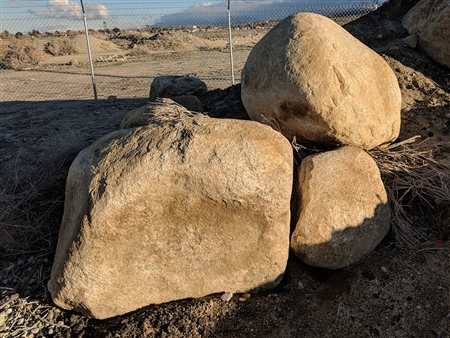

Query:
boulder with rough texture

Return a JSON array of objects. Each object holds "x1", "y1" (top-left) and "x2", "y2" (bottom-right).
[
  {"x1": 149, "y1": 75, "x2": 208, "y2": 101},
  {"x1": 50, "y1": 114, "x2": 293, "y2": 319},
  {"x1": 290, "y1": 146, "x2": 391, "y2": 269},
  {"x1": 120, "y1": 98, "x2": 202, "y2": 129},
  {"x1": 170, "y1": 95, "x2": 204, "y2": 112},
  {"x1": 241, "y1": 12, "x2": 401, "y2": 150},
  {"x1": 402, "y1": 0, "x2": 450, "y2": 69}
]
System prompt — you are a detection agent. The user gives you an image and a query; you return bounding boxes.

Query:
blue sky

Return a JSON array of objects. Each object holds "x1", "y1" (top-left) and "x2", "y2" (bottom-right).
[{"x1": 1, "y1": 0, "x2": 385, "y2": 33}]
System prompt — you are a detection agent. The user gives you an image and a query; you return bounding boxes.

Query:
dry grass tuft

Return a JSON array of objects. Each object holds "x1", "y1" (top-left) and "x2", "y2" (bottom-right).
[
  {"x1": 126, "y1": 45, "x2": 152, "y2": 57},
  {"x1": 0, "y1": 149, "x2": 79, "y2": 258},
  {"x1": 43, "y1": 38, "x2": 78, "y2": 56},
  {"x1": 369, "y1": 136, "x2": 450, "y2": 249},
  {"x1": 0, "y1": 38, "x2": 46, "y2": 69}
]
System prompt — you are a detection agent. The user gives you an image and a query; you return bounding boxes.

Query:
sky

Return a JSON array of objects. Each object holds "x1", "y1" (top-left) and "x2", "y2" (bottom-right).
[{"x1": 0, "y1": 0, "x2": 386, "y2": 33}]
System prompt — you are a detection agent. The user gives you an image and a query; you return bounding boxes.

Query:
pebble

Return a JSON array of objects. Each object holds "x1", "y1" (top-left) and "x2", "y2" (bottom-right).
[
  {"x1": 298, "y1": 281, "x2": 306, "y2": 290},
  {"x1": 381, "y1": 266, "x2": 389, "y2": 273},
  {"x1": 107, "y1": 95, "x2": 117, "y2": 103},
  {"x1": 48, "y1": 328, "x2": 54, "y2": 335},
  {"x1": 403, "y1": 35, "x2": 418, "y2": 49},
  {"x1": 221, "y1": 292, "x2": 233, "y2": 302},
  {"x1": 10, "y1": 329, "x2": 22, "y2": 337}
]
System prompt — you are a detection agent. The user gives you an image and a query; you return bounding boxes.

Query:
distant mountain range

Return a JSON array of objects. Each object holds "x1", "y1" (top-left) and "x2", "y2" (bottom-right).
[{"x1": 154, "y1": 0, "x2": 388, "y2": 27}]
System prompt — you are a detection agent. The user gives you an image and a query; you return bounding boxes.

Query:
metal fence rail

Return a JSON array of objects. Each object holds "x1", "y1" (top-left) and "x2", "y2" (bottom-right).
[{"x1": 0, "y1": 1, "x2": 379, "y2": 102}]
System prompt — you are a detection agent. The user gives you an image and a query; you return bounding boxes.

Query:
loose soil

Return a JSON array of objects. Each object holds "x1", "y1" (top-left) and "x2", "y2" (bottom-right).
[{"x1": 1, "y1": 1, "x2": 450, "y2": 337}]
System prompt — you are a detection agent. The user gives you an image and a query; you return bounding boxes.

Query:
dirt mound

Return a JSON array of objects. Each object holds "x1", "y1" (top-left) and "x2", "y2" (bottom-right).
[{"x1": 71, "y1": 34, "x2": 122, "y2": 53}]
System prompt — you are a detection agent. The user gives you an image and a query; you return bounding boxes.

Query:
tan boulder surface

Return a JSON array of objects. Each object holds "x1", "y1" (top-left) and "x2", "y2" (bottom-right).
[
  {"x1": 402, "y1": 0, "x2": 450, "y2": 69},
  {"x1": 241, "y1": 12, "x2": 401, "y2": 150},
  {"x1": 149, "y1": 75, "x2": 208, "y2": 101},
  {"x1": 50, "y1": 115, "x2": 293, "y2": 319},
  {"x1": 290, "y1": 146, "x2": 391, "y2": 269}
]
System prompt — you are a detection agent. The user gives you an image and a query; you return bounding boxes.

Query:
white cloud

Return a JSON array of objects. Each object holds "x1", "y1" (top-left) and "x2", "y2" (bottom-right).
[{"x1": 30, "y1": 0, "x2": 108, "y2": 20}]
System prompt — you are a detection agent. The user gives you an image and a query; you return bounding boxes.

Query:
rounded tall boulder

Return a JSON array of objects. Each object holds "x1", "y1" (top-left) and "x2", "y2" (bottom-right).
[
  {"x1": 241, "y1": 13, "x2": 401, "y2": 150},
  {"x1": 290, "y1": 146, "x2": 391, "y2": 269}
]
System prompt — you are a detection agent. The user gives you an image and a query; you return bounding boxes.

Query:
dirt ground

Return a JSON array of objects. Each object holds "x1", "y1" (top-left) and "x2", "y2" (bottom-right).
[{"x1": 1, "y1": 1, "x2": 450, "y2": 337}]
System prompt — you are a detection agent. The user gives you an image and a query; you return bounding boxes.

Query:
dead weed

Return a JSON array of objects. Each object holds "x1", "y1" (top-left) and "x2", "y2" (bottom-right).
[{"x1": 369, "y1": 136, "x2": 450, "y2": 249}]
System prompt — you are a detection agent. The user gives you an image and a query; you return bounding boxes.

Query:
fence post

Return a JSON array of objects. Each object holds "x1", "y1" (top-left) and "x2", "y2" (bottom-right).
[
  {"x1": 80, "y1": 0, "x2": 98, "y2": 100},
  {"x1": 227, "y1": 0, "x2": 235, "y2": 86}
]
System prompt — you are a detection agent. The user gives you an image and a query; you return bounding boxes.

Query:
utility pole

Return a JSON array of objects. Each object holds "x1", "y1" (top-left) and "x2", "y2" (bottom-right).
[
  {"x1": 227, "y1": 0, "x2": 235, "y2": 86},
  {"x1": 80, "y1": 0, "x2": 98, "y2": 100}
]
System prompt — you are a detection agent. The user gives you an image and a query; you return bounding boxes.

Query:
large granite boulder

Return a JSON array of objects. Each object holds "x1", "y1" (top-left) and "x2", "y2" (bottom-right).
[
  {"x1": 150, "y1": 75, "x2": 207, "y2": 101},
  {"x1": 403, "y1": 0, "x2": 450, "y2": 69},
  {"x1": 241, "y1": 12, "x2": 401, "y2": 150},
  {"x1": 50, "y1": 114, "x2": 293, "y2": 319},
  {"x1": 290, "y1": 146, "x2": 391, "y2": 269}
]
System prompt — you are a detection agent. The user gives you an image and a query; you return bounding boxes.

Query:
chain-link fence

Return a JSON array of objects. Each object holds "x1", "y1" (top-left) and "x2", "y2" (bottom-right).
[{"x1": 0, "y1": 1, "x2": 381, "y2": 102}]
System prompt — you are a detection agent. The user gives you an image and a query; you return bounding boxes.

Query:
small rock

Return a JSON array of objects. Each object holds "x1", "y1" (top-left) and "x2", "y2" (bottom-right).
[
  {"x1": 377, "y1": 34, "x2": 383, "y2": 39},
  {"x1": 238, "y1": 294, "x2": 251, "y2": 302},
  {"x1": 221, "y1": 292, "x2": 233, "y2": 302},
  {"x1": 10, "y1": 329, "x2": 22, "y2": 337},
  {"x1": 403, "y1": 35, "x2": 418, "y2": 49},
  {"x1": 298, "y1": 282, "x2": 306, "y2": 291},
  {"x1": 69, "y1": 59, "x2": 79, "y2": 66},
  {"x1": 381, "y1": 266, "x2": 389, "y2": 273},
  {"x1": 107, "y1": 95, "x2": 117, "y2": 103},
  {"x1": 48, "y1": 328, "x2": 54, "y2": 335}
]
